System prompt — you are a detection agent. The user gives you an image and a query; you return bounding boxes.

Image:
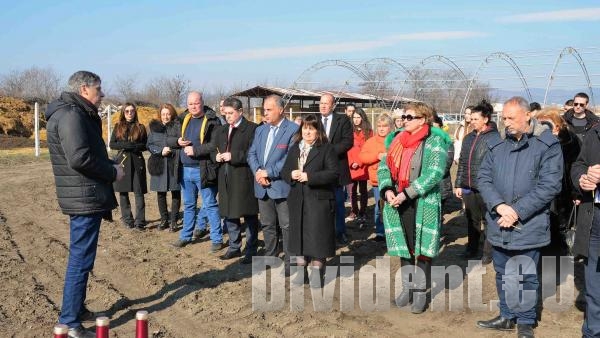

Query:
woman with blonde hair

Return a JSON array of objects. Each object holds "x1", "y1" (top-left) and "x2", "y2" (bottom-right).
[
  {"x1": 378, "y1": 102, "x2": 451, "y2": 313},
  {"x1": 536, "y1": 108, "x2": 581, "y2": 254},
  {"x1": 147, "y1": 103, "x2": 182, "y2": 231}
]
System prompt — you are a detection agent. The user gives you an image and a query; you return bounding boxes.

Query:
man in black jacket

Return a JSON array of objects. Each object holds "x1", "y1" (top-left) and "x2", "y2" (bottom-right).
[
  {"x1": 318, "y1": 93, "x2": 353, "y2": 244},
  {"x1": 46, "y1": 71, "x2": 124, "y2": 338},
  {"x1": 563, "y1": 92, "x2": 599, "y2": 141},
  {"x1": 174, "y1": 91, "x2": 223, "y2": 249}
]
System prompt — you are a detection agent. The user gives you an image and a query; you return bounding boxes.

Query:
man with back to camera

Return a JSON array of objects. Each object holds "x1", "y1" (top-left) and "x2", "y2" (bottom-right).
[
  {"x1": 318, "y1": 93, "x2": 354, "y2": 244},
  {"x1": 476, "y1": 96, "x2": 563, "y2": 338},
  {"x1": 563, "y1": 92, "x2": 598, "y2": 141},
  {"x1": 46, "y1": 70, "x2": 125, "y2": 338},
  {"x1": 247, "y1": 95, "x2": 299, "y2": 274}
]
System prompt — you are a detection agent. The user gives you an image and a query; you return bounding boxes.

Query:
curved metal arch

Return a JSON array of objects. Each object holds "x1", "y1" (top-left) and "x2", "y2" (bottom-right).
[
  {"x1": 283, "y1": 59, "x2": 370, "y2": 108},
  {"x1": 544, "y1": 47, "x2": 595, "y2": 106},
  {"x1": 362, "y1": 57, "x2": 413, "y2": 109},
  {"x1": 420, "y1": 55, "x2": 468, "y2": 81},
  {"x1": 362, "y1": 57, "x2": 412, "y2": 76},
  {"x1": 460, "y1": 52, "x2": 532, "y2": 114}
]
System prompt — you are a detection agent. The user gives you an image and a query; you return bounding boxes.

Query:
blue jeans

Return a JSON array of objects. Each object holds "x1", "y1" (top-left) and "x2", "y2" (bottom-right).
[
  {"x1": 180, "y1": 167, "x2": 222, "y2": 244},
  {"x1": 492, "y1": 246, "x2": 540, "y2": 325},
  {"x1": 372, "y1": 186, "x2": 384, "y2": 236},
  {"x1": 225, "y1": 215, "x2": 259, "y2": 256},
  {"x1": 59, "y1": 213, "x2": 103, "y2": 329},
  {"x1": 334, "y1": 186, "x2": 346, "y2": 236},
  {"x1": 583, "y1": 206, "x2": 600, "y2": 337}
]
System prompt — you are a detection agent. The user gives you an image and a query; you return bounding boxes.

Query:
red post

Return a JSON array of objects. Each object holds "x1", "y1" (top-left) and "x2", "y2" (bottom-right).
[
  {"x1": 96, "y1": 316, "x2": 109, "y2": 338},
  {"x1": 53, "y1": 324, "x2": 68, "y2": 338},
  {"x1": 136, "y1": 310, "x2": 148, "y2": 338}
]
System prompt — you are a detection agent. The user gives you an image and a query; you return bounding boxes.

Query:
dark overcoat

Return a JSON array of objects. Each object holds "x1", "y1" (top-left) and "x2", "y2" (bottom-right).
[
  {"x1": 281, "y1": 142, "x2": 339, "y2": 258},
  {"x1": 211, "y1": 118, "x2": 259, "y2": 218},
  {"x1": 571, "y1": 125, "x2": 600, "y2": 258},
  {"x1": 146, "y1": 119, "x2": 181, "y2": 192},
  {"x1": 110, "y1": 123, "x2": 148, "y2": 194}
]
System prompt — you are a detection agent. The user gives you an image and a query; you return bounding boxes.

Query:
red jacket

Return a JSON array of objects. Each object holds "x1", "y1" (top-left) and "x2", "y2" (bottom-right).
[
  {"x1": 358, "y1": 134, "x2": 386, "y2": 186},
  {"x1": 347, "y1": 130, "x2": 372, "y2": 181}
]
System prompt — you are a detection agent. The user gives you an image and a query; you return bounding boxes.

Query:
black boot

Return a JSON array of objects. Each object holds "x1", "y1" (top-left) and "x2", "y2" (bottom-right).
[
  {"x1": 476, "y1": 315, "x2": 515, "y2": 331},
  {"x1": 396, "y1": 258, "x2": 413, "y2": 307},
  {"x1": 411, "y1": 259, "x2": 430, "y2": 314},
  {"x1": 158, "y1": 219, "x2": 170, "y2": 230}
]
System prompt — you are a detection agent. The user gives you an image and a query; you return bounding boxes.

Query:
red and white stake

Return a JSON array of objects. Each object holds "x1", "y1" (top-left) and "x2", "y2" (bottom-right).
[
  {"x1": 53, "y1": 324, "x2": 68, "y2": 338},
  {"x1": 136, "y1": 310, "x2": 148, "y2": 338},
  {"x1": 96, "y1": 316, "x2": 110, "y2": 338}
]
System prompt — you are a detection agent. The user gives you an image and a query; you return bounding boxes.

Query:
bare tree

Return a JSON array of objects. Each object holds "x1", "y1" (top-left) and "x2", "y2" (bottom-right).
[
  {"x1": 162, "y1": 74, "x2": 190, "y2": 107},
  {"x1": 113, "y1": 74, "x2": 138, "y2": 102},
  {"x1": 0, "y1": 66, "x2": 61, "y2": 103}
]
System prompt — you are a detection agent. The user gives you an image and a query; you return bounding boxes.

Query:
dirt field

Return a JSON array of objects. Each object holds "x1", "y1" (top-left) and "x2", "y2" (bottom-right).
[{"x1": 0, "y1": 153, "x2": 585, "y2": 337}]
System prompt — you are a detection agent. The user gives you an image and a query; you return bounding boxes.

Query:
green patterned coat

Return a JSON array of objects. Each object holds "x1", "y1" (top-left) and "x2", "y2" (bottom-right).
[{"x1": 377, "y1": 127, "x2": 451, "y2": 258}]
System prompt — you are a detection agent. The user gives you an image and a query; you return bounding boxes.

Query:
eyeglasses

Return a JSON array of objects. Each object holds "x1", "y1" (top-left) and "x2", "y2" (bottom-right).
[
  {"x1": 573, "y1": 102, "x2": 586, "y2": 107},
  {"x1": 400, "y1": 115, "x2": 423, "y2": 121},
  {"x1": 124, "y1": 109, "x2": 135, "y2": 113}
]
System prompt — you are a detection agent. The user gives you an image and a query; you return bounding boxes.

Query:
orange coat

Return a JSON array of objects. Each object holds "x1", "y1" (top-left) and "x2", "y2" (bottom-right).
[
  {"x1": 348, "y1": 130, "x2": 371, "y2": 181},
  {"x1": 358, "y1": 134, "x2": 386, "y2": 186}
]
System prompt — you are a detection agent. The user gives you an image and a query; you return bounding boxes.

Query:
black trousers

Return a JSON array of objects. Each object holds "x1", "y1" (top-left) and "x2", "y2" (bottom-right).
[
  {"x1": 462, "y1": 190, "x2": 491, "y2": 257},
  {"x1": 119, "y1": 192, "x2": 145, "y2": 227},
  {"x1": 157, "y1": 191, "x2": 181, "y2": 223}
]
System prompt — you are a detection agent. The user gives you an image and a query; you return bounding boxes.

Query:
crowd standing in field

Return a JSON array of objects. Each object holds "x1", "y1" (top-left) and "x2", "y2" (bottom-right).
[{"x1": 46, "y1": 70, "x2": 600, "y2": 338}]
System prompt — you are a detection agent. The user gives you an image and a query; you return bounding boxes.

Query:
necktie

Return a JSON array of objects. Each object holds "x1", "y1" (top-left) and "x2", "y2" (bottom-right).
[
  {"x1": 264, "y1": 126, "x2": 277, "y2": 164},
  {"x1": 323, "y1": 116, "x2": 329, "y2": 137},
  {"x1": 226, "y1": 125, "x2": 235, "y2": 152}
]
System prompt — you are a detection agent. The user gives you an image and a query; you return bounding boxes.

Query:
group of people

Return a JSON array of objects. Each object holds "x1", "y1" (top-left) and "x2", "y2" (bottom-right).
[{"x1": 46, "y1": 70, "x2": 600, "y2": 338}]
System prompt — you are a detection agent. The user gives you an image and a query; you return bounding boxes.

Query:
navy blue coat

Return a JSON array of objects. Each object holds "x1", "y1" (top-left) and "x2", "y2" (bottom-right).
[
  {"x1": 247, "y1": 118, "x2": 299, "y2": 199},
  {"x1": 478, "y1": 120, "x2": 563, "y2": 250}
]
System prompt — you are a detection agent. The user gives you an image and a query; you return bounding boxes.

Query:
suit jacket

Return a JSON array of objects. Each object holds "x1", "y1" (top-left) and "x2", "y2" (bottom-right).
[
  {"x1": 318, "y1": 112, "x2": 353, "y2": 186},
  {"x1": 211, "y1": 118, "x2": 259, "y2": 218},
  {"x1": 247, "y1": 118, "x2": 299, "y2": 199}
]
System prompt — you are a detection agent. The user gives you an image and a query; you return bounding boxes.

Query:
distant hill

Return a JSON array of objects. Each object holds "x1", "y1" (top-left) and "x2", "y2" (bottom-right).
[{"x1": 491, "y1": 87, "x2": 600, "y2": 106}]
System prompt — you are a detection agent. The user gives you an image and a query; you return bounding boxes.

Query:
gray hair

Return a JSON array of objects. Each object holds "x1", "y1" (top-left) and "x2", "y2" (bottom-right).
[
  {"x1": 67, "y1": 71, "x2": 101, "y2": 93},
  {"x1": 377, "y1": 113, "x2": 393, "y2": 126},
  {"x1": 504, "y1": 96, "x2": 530, "y2": 112},
  {"x1": 264, "y1": 95, "x2": 285, "y2": 109}
]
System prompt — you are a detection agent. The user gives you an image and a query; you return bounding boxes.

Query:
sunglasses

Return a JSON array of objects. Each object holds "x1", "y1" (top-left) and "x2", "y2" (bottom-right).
[
  {"x1": 124, "y1": 109, "x2": 136, "y2": 113},
  {"x1": 400, "y1": 115, "x2": 423, "y2": 121},
  {"x1": 573, "y1": 102, "x2": 586, "y2": 107}
]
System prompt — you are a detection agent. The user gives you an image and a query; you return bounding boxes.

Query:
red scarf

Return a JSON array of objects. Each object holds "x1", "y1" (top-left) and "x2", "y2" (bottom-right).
[{"x1": 386, "y1": 125, "x2": 430, "y2": 190}]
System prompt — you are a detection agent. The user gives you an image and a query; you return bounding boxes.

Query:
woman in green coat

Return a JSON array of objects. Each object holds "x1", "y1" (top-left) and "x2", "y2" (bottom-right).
[{"x1": 378, "y1": 102, "x2": 451, "y2": 314}]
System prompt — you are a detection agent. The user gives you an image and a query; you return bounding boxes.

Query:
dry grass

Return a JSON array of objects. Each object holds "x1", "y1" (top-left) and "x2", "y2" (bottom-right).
[{"x1": 0, "y1": 148, "x2": 49, "y2": 166}]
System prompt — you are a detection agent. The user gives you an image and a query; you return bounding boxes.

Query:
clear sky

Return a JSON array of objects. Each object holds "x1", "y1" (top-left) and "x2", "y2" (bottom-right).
[{"x1": 1, "y1": 0, "x2": 599, "y2": 99}]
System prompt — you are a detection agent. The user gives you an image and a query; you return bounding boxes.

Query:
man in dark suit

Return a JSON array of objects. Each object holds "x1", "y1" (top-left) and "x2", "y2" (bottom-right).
[
  {"x1": 212, "y1": 97, "x2": 259, "y2": 264},
  {"x1": 318, "y1": 93, "x2": 353, "y2": 244},
  {"x1": 248, "y1": 95, "x2": 299, "y2": 274}
]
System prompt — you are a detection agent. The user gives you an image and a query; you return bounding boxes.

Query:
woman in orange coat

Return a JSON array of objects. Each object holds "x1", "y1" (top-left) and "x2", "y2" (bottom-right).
[
  {"x1": 359, "y1": 113, "x2": 393, "y2": 241},
  {"x1": 346, "y1": 108, "x2": 373, "y2": 223}
]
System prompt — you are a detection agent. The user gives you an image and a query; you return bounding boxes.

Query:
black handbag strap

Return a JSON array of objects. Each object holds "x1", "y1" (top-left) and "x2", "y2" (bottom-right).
[{"x1": 568, "y1": 203, "x2": 577, "y2": 231}]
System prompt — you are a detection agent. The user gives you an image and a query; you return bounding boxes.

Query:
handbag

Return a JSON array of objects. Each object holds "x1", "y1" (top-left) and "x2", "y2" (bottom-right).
[
  {"x1": 563, "y1": 204, "x2": 577, "y2": 256},
  {"x1": 147, "y1": 153, "x2": 164, "y2": 176}
]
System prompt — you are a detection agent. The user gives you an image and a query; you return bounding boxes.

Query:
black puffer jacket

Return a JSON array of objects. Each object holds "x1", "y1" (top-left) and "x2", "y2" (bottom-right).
[
  {"x1": 563, "y1": 109, "x2": 600, "y2": 141},
  {"x1": 45, "y1": 92, "x2": 118, "y2": 215},
  {"x1": 455, "y1": 124, "x2": 499, "y2": 191},
  {"x1": 178, "y1": 106, "x2": 222, "y2": 188}
]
